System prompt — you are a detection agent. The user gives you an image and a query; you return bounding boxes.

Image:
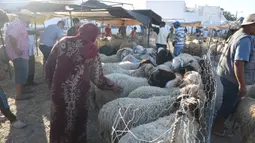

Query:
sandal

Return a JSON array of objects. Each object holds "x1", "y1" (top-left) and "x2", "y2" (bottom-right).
[{"x1": 213, "y1": 129, "x2": 233, "y2": 138}]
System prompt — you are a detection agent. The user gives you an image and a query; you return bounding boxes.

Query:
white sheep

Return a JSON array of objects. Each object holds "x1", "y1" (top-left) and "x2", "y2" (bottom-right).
[
  {"x1": 128, "y1": 86, "x2": 180, "y2": 99},
  {"x1": 171, "y1": 53, "x2": 201, "y2": 73},
  {"x1": 102, "y1": 62, "x2": 156, "y2": 79},
  {"x1": 94, "y1": 73, "x2": 149, "y2": 109},
  {"x1": 232, "y1": 98, "x2": 255, "y2": 143},
  {"x1": 100, "y1": 48, "x2": 133, "y2": 63},
  {"x1": 98, "y1": 96, "x2": 178, "y2": 143},
  {"x1": 118, "y1": 113, "x2": 199, "y2": 143}
]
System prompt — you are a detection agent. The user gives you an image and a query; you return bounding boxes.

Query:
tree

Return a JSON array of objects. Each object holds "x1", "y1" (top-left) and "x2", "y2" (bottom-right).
[{"x1": 223, "y1": 11, "x2": 237, "y2": 21}]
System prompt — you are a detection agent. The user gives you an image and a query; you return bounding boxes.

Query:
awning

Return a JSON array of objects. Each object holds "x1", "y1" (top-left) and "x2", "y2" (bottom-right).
[
  {"x1": 81, "y1": 0, "x2": 112, "y2": 9},
  {"x1": 132, "y1": 9, "x2": 162, "y2": 25},
  {"x1": 180, "y1": 21, "x2": 201, "y2": 27},
  {"x1": 6, "y1": 12, "x2": 55, "y2": 25}
]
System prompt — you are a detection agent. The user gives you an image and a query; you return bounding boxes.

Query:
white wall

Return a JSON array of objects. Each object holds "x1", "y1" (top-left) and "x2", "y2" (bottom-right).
[
  {"x1": 146, "y1": 0, "x2": 227, "y2": 27},
  {"x1": 146, "y1": 0, "x2": 186, "y2": 20}
]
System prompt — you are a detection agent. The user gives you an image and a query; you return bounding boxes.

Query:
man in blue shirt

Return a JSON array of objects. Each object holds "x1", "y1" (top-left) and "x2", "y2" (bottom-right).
[
  {"x1": 213, "y1": 13, "x2": 255, "y2": 137},
  {"x1": 39, "y1": 21, "x2": 65, "y2": 63},
  {"x1": 172, "y1": 21, "x2": 186, "y2": 56}
]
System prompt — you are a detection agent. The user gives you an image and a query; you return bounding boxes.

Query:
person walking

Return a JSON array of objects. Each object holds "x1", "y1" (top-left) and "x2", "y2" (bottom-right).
[
  {"x1": 45, "y1": 23, "x2": 123, "y2": 143},
  {"x1": 0, "y1": 8, "x2": 27, "y2": 129},
  {"x1": 172, "y1": 21, "x2": 186, "y2": 56},
  {"x1": 5, "y1": 9, "x2": 34, "y2": 100},
  {"x1": 67, "y1": 18, "x2": 81, "y2": 36},
  {"x1": 213, "y1": 13, "x2": 255, "y2": 137},
  {"x1": 39, "y1": 21, "x2": 65, "y2": 63}
]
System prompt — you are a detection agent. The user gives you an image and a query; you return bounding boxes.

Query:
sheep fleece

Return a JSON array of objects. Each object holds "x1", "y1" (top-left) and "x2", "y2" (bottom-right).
[
  {"x1": 98, "y1": 96, "x2": 178, "y2": 142},
  {"x1": 95, "y1": 73, "x2": 149, "y2": 109},
  {"x1": 128, "y1": 86, "x2": 180, "y2": 99}
]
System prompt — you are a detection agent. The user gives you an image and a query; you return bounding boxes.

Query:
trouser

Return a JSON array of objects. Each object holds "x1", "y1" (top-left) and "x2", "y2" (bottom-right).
[
  {"x1": 39, "y1": 45, "x2": 52, "y2": 63},
  {"x1": 0, "y1": 87, "x2": 16, "y2": 122},
  {"x1": 27, "y1": 55, "x2": 35, "y2": 84},
  {"x1": 217, "y1": 77, "x2": 240, "y2": 119},
  {"x1": 174, "y1": 45, "x2": 184, "y2": 56}
]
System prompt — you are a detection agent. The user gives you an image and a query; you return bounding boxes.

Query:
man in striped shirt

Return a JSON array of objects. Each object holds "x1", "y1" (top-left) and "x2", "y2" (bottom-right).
[
  {"x1": 172, "y1": 21, "x2": 186, "y2": 56},
  {"x1": 5, "y1": 10, "x2": 34, "y2": 100}
]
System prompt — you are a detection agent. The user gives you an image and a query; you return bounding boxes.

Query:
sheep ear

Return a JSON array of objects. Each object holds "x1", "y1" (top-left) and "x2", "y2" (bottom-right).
[{"x1": 184, "y1": 71, "x2": 191, "y2": 78}]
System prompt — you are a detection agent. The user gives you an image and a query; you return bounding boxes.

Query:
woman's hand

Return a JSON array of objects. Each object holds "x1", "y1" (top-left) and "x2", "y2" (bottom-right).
[{"x1": 112, "y1": 84, "x2": 123, "y2": 94}]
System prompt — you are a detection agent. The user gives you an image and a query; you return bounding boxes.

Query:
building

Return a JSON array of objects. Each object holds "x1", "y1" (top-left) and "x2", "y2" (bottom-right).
[{"x1": 146, "y1": 0, "x2": 227, "y2": 27}]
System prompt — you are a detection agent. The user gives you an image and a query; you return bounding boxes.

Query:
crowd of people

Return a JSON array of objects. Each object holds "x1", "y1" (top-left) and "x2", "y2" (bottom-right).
[{"x1": 1, "y1": 7, "x2": 255, "y2": 142}]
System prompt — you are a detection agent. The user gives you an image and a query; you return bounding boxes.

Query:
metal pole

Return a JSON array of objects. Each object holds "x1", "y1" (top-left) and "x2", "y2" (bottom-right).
[
  {"x1": 69, "y1": 11, "x2": 73, "y2": 27},
  {"x1": 147, "y1": 21, "x2": 151, "y2": 47},
  {"x1": 34, "y1": 12, "x2": 38, "y2": 56}
]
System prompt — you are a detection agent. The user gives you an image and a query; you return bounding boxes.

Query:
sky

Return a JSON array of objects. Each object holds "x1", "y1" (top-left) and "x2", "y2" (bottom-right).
[
  {"x1": 2, "y1": 0, "x2": 253, "y2": 17},
  {"x1": 103, "y1": 0, "x2": 251, "y2": 17}
]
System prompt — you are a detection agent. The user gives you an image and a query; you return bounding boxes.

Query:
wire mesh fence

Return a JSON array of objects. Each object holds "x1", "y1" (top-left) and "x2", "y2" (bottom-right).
[{"x1": 109, "y1": 50, "x2": 217, "y2": 143}]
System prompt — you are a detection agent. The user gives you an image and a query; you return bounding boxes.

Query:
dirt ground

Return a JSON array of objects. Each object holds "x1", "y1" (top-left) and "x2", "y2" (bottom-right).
[{"x1": 0, "y1": 52, "x2": 243, "y2": 143}]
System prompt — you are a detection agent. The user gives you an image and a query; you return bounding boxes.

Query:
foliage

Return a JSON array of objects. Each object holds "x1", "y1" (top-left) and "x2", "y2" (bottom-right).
[{"x1": 223, "y1": 11, "x2": 237, "y2": 21}]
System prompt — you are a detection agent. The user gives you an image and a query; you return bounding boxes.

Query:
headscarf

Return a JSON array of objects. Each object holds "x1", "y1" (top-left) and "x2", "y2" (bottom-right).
[{"x1": 69, "y1": 23, "x2": 100, "y2": 59}]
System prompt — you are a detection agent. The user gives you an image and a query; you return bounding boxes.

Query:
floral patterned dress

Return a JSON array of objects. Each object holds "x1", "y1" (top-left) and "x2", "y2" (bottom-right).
[{"x1": 45, "y1": 37, "x2": 115, "y2": 143}]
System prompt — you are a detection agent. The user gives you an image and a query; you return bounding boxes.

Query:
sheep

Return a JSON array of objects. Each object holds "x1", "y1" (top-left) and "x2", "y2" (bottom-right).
[
  {"x1": 118, "y1": 61, "x2": 139, "y2": 70},
  {"x1": 102, "y1": 62, "x2": 156, "y2": 79},
  {"x1": 100, "y1": 48, "x2": 133, "y2": 63},
  {"x1": 128, "y1": 86, "x2": 180, "y2": 99},
  {"x1": 183, "y1": 40, "x2": 207, "y2": 57},
  {"x1": 171, "y1": 53, "x2": 201, "y2": 74},
  {"x1": 148, "y1": 67, "x2": 176, "y2": 88},
  {"x1": 118, "y1": 96, "x2": 201, "y2": 143},
  {"x1": 232, "y1": 98, "x2": 255, "y2": 143},
  {"x1": 156, "y1": 48, "x2": 173, "y2": 65},
  {"x1": 165, "y1": 73, "x2": 183, "y2": 88},
  {"x1": 98, "y1": 96, "x2": 179, "y2": 143},
  {"x1": 246, "y1": 85, "x2": 255, "y2": 99},
  {"x1": 94, "y1": 73, "x2": 149, "y2": 109}
]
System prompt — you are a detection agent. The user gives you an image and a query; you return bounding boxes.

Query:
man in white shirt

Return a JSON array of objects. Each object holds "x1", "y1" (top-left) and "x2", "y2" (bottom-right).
[{"x1": 156, "y1": 22, "x2": 169, "y2": 51}]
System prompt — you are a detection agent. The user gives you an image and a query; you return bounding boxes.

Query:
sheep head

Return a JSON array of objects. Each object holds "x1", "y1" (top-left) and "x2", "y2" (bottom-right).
[
  {"x1": 179, "y1": 71, "x2": 203, "y2": 89},
  {"x1": 116, "y1": 48, "x2": 133, "y2": 60}
]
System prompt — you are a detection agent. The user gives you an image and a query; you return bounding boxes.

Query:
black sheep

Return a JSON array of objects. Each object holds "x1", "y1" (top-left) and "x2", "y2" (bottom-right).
[
  {"x1": 156, "y1": 48, "x2": 173, "y2": 65},
  {"x1": 148, "y1": 69, "x2": 176, "y2": 88},
  {"x1": 99, "y1": 45, "x2": 118, "y2": 56}
]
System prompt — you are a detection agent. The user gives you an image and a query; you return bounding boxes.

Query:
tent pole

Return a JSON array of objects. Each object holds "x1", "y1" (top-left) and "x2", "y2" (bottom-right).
[
  {"x1": 69, "y1": 11, "x2": 73, "y2": 27},
  {"x1": 147, "y1": 22, "x2": 151, "y2": 47},
  {"x1": 34, "y1": 12, "x2": 38, "y2": 56}
]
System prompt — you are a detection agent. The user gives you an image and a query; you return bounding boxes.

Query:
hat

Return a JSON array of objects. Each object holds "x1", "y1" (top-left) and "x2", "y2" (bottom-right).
[
  {"x1": 173, "y1": 21, "x2": 180, "y2": 26},
  {"x1": 241, "y1": 13, "x2": 255, "y2": 26},
  {"x1": 15, "y1": 9, "x2": 33, "y2": 17}
]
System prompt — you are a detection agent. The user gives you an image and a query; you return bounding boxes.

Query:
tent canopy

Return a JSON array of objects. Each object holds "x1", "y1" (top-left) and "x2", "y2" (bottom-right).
[
  {"x1": 132, "y1": 9, "x2": 162, "y2": 25},
  {"x1": 180, "y1": 21, "x2": 201, "y2": 27},
  {"x1": 81, "y1": 0, "x2": 112, "y2": 9},
  {"x1": 55, "y1": 7, "x2": 150, "y2": 26},
  {"x1": 21, "y1": 2, "x2": 90, "y2": 12}
]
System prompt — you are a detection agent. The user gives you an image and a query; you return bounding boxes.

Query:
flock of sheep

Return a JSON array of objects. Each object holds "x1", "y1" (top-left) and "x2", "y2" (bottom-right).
[
  {"x1": 86, "y1": 35, "x2": 255, "y2": 143},
  {"x1": 1, "y1": 34, "x2": 255, "y2": 142}
]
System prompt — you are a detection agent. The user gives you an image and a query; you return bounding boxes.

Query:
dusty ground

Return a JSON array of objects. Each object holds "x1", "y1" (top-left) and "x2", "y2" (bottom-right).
[{"x1": 0, "y1": 52, "x2": 243, "y2": 143}]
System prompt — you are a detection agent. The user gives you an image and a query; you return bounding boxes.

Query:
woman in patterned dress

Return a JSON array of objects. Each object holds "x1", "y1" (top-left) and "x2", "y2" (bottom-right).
[{"x1": 45, "y1": 23, "x2": 122, "y2": 143}]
